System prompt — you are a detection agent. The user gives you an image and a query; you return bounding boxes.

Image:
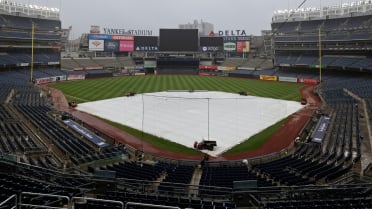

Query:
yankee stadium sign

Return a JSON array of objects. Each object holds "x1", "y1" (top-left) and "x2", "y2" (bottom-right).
[{"x1": 103, "y1": 28, "x2": 153, "y2": 36}]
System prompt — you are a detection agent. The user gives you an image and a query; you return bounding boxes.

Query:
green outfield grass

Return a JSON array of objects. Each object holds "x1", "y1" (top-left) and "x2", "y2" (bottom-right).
[{"x1": 51, "y1": 75, "x2": 305, "y2": 156}]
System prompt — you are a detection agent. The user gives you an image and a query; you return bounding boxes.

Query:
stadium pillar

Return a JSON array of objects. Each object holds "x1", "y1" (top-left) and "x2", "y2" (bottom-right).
[
  {"x1": 207, "y1": 98, "x2": 210, "y2": 140},
  {"x1": 30, "y1": 23, "x2": 35, "y2": 83},
  {"x1": 141, "y1": 94, "x2": 145, "y2": 137},
  {"x1": 318, "y1": 28, "x2": 322, "y2": 83}
]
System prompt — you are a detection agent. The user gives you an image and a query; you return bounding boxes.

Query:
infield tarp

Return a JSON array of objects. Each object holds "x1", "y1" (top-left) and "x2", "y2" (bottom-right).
[{"x1": 76, "y1": 91, "x2": 303, "y2": 156}]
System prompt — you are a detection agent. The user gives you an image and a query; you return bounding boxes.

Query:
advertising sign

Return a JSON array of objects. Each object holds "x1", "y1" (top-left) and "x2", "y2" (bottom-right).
[
  {"x1": 260, "y1": 75, "x2": 278, "y2": 81},
  {"x1": 217, "y1": 66, "x2": 236, "y2": 71},
  {"x1": 223, "y1": 36, "x2": 251, "y2": 42},
  {"x1": 90, "y1": 25, "x2": 100, "y2": 34},
  {"x1": 218, "y1": 30, "x2": 248, "y2": 36},
  {"x1": 134, "y1": 36, "x2": 158, "y2": 51},
  {"x1": 200, "y1": 37, "x2": 223, "y2": 52},
  {"x1": 63, "y1": 119, "x2": 109, "y2": 148},
  {"x1": 311, "y1": 116, "x2": 330, "y2": 143},
  {"x1": 237, "y1": 41, "x2": 250, "y2": 53},
  {"x1": 119, "y1": 41, "x2": 134, "y2": 52},
  {"x1": 135, "y1": 46, "x2": 158, "y2": 51},
  {"x1": 200, "y1": 46, "x2": 222, "y2": 52},
  {"x1": 297, "y1": 78, "x2": 319, "y2": 85},
  {"x1": 67, "y1": 74, "x2": 86, "y2": 81},
  {"x1": 88, "y1": 34, "x2": 112, "y2": 40},
  {"x1": 112, "y1": 35, "x2": 134, "y2": 41},
  {"x1": 104, "y1": 40, "x2": 119, "y2": 52},
  {"x1": 89, "y1": 40, "x2": 104, "y2": 51},
  {"x1": 224, "y1": 42, "x2": 236, "y2": 51},
  {"x1": 279, "y1": 76, "x2": 297, "y2": 83},
  {"x1": 199, "y1": 65, "x2": 218, "y2": 70}
]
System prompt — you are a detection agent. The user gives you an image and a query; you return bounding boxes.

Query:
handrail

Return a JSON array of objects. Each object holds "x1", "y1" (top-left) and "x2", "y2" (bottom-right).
[
  {"x1": 0, "y1": 194, "x2": 17, "y2": 209},
  {"x1": 72, "y1": 197, "x2": 124, "y2": 209},
  {"x1": 19, "y1": 192, "x2": 70, "y2": 209},
  {"x1": 125, "y1": 202, "x2": 181, "y2": 209}
]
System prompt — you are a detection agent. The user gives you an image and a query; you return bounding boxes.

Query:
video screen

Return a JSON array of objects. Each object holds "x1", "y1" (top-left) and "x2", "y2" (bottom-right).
[{"x1": 159, "y1": 29, "x2": 199, "y2": 51}]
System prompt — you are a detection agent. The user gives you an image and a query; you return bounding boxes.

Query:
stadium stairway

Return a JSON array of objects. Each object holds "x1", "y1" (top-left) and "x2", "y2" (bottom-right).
[{"x1": 189, "y1": 166, "x2": 202, "y2": 197}]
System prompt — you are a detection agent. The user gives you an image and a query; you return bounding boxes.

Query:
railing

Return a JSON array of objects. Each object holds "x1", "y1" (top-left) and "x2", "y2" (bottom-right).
[
  {"x1": 125, "y1": 202, "x2": 181, "y2": 209},
  {"x1": 17, "y1": 193, "x2": 182, "y2": 209},
  {"x1": 19, "y1": 192, "x2": 70, "y2": 209},
  {"x1": 0, "y1": 194, "x2": 17, "y2": 209},
  {"x1": 72, "y1": 197, "x2": 124, "y2": 209}
]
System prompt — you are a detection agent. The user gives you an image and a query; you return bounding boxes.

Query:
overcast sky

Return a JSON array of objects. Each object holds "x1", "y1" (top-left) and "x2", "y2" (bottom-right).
[{"x1": 16, "y1": 0, "x2": 352, "y2": 38}]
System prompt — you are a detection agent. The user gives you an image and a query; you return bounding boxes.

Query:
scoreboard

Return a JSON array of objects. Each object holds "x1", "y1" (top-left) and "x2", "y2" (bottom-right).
[{"x1": 159, "y1": 29, "x2": 199, "y2": 52}]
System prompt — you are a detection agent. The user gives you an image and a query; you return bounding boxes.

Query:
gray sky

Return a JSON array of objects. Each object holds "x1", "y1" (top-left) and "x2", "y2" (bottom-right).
[{"x1": 17, "y1": 0, "x2": 352, "y2": 38}]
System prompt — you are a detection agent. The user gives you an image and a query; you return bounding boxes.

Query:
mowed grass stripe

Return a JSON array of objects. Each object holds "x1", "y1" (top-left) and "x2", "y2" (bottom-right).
[{"x1": 52, "y1": 76, "x2": 304, "y2": 101}]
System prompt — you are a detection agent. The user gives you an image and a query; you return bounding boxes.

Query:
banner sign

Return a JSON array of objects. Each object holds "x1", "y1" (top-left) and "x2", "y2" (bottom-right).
[
  {"x1": 85, "y1": 66, "x2": 104, "y2": 70},
  {"x1": 88, "y1": 34, "x2": 133, "y2": 41},
  {"x1": 200, "y1": 46, "x2": 222, "y2": 52},
  {"x1": 88, "y1": 34, "x2": 112, "y2": 40},
  {"x1": 48, "y1": 61, "x2": 60, "y2": 65},
  {"x1": 297, "y1": 78, "x2": 319, "y2": 85},
  {"x1": 119, "y1": 41, "x2": 134, "y2": 52},
  {"x1": 237, "y1": 41, "x2": 250, "y2": 53},
  {"x1": 224, "y1": 42, "x2": 236, "y2": 51},
  {"x1": 112, "y1": 35, "x2": 134, "y2": 41},
  {"x1": 63, "y1": 119, "x2": 109, "y2": 148},
  {"x1": 35, "y1": 76, "x2": 66, "y2": 84},
  {"x1": 279, "y1": 76, "x2": 297, "y2": 83},
  {"x1": 260, "y1": 75, "x2": 278, "y2": 81},
  {"x1": 104, "y1": 40, "x2": 119, "y2": 52},
  {"x1": 67, "y1": 74, "x2": 86, "y2": 80},
  {"x1": 223, "y1": 36, "x2": 251, "y2": 42},
  {"x1": 89, "y1": 40, "x2": 104, "y2": 51},
  {"x1": 144, "y1": 60, "x2": 157, "y2": 68},
  {"x1": 199, "y1": 65, "x2": 218, "y2": 70},
  {"x1": 217, "y1": 66, "x2": 236, "y2": 71},
  {"x1": 90, "y1": 25, "x2": 100, "y2": 34},
  {"x1": 135, "y1": 46, "x2": 158, "y2": 51},
  {"x1": 35, "y1": 77, "x2": 51, "y2": 84},
  {"x1": 134, "y1": 36, "x2": 159, "y2": 51},
  {"x1": 311, "y1": 116, "x2": 330, "y2": 143}
]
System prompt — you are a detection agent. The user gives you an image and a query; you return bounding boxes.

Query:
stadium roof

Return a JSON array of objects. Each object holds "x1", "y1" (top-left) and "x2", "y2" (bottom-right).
[
  {"x1": 0, "y1": 0, "x2": 59, "y2": 20},
  {"x1": 273, "y1": 0, "x2": 372, "y2": 22}
]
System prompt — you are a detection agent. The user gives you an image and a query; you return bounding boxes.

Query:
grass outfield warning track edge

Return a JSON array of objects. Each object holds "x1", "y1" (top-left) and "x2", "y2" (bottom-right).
[{"x1": 51, "y1": 75, "x2": 304, "y2": 155}]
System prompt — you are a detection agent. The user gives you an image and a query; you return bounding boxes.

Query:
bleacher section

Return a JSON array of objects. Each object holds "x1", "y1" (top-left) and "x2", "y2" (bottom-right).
[
  {"x1": 272, "y1": 7, "x2": 372, "y2": 72},
  {"x1": 1, "y1": 62, "x2": 372, "y2": 208},
  {"x1": 0, "y1": 8, "x2": 61, "y2": 69}
]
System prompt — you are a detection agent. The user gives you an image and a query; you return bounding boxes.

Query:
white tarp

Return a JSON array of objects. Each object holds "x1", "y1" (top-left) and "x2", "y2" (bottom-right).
[{"x1": 76, "y1": 91, "x2": 303, "y2": 156}]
